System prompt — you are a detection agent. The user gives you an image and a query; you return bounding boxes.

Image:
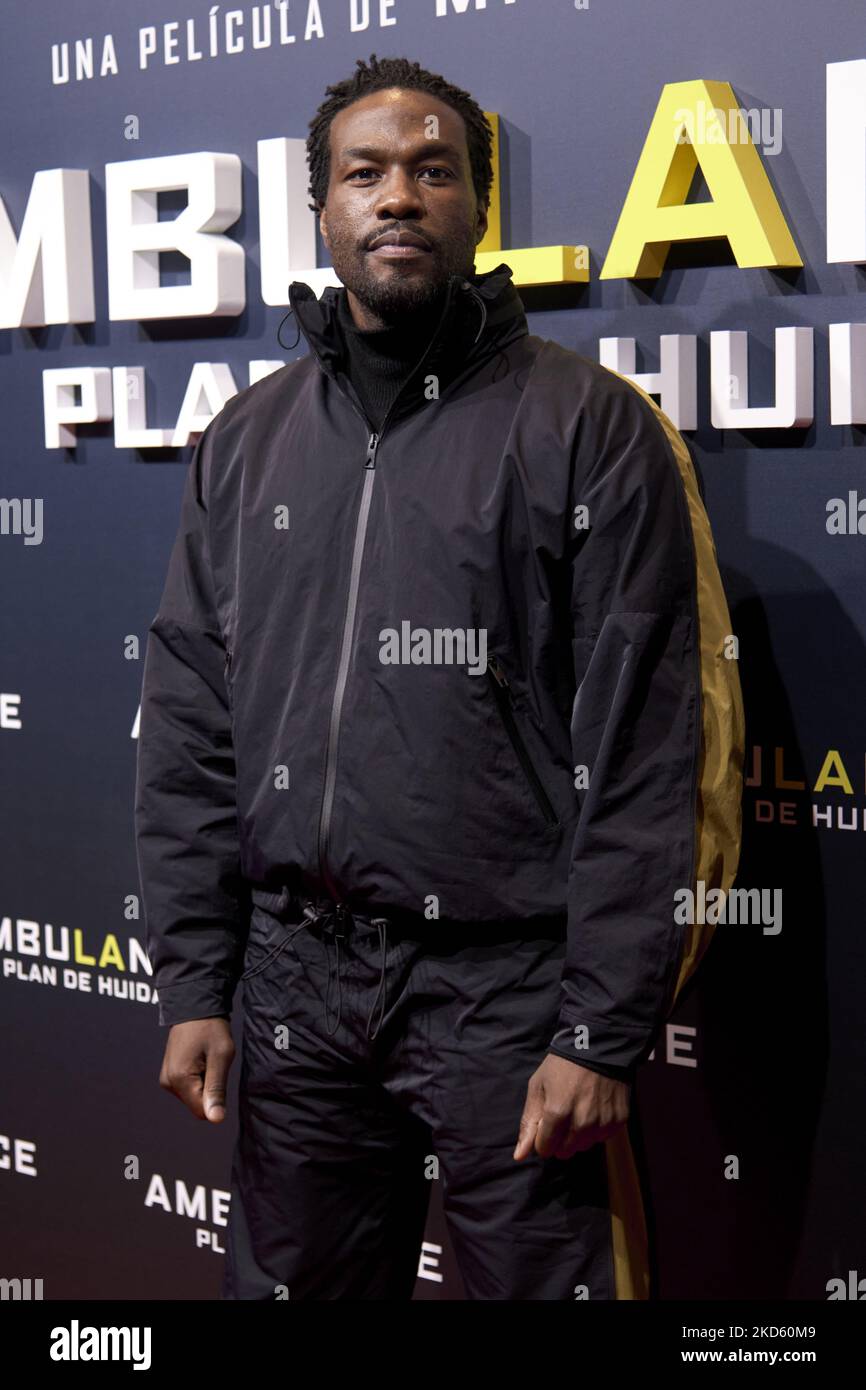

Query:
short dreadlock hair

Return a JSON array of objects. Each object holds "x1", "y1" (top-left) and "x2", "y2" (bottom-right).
[{"x1": 305, "y1": 53, "x2": 494, "y2": 215}]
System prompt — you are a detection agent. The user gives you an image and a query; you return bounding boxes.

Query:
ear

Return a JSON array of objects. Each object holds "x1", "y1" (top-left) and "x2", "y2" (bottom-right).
[
  {"x1": 475, "y1": 197, "x2": 489, "y2": 248},
  {"x1": 319, "y1": 204, "x2": 331, "y2": 252}
]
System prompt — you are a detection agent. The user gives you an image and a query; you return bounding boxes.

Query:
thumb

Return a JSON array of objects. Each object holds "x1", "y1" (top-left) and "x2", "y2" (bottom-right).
[
  {"x1": 513, "y1": 1083, "x2": 544, "y2": 1161},
  {"x1": 202, "y1": 1052, "x2": 228, "y2": 1123}
]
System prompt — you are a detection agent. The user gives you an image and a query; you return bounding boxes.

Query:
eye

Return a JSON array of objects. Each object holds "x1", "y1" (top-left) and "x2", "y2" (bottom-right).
[{"x1": 347, "y1": 166, "x2": 453, "y2": 183}]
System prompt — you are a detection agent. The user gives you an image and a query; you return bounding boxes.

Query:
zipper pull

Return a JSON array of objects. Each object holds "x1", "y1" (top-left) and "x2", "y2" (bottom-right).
[
  {"x1": 487, "y1": 653, "x2": 510, "y2": 690},
  {"x1": 365, "y1": 432, "x2": 379, "y2": 470}
]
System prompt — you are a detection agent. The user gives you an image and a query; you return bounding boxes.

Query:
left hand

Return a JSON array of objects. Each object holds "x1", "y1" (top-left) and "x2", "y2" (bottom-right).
[{"x1": 513, "y1": 1054, "x2": 630, "y2": 1161}]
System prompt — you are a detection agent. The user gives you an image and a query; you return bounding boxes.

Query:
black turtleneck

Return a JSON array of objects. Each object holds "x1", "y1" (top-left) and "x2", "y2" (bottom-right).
[{"x1": 335, "y1": 289, "x2": 451, "y2": 433}]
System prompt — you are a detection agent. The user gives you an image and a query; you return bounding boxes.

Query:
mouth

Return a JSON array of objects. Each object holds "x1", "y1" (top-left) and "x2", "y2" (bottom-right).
[
  {"x1": 366, "y1": 232, "x2": 433, "y2": 260},
  {"x1": 368, "y1": 244, "x2": 431, "y2": 259}
]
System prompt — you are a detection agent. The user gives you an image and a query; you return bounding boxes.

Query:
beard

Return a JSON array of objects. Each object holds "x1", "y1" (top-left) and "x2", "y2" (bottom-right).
[{"x1": 327, "y1": 225, "x2": 479, "y2": 325}]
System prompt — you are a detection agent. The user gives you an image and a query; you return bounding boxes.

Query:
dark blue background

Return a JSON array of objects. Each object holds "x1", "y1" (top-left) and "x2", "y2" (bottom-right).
[{"x1": 1, "y1": 0, "x2": 862, "y2": 1299}]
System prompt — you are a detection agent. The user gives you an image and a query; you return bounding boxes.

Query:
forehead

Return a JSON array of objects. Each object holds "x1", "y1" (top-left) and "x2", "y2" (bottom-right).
[{"x1": 329, "y1": 87, "x2": 469, "y2": 161}]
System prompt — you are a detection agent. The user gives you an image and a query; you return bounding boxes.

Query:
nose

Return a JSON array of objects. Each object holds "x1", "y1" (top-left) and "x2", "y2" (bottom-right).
[{"x1": 373, "y1": 166, "x2": 425, "y2": 221}]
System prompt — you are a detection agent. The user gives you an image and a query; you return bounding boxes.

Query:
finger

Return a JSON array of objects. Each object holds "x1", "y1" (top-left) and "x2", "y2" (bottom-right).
[
  {"x1": 513, "y1": 1086, "x2": 544, "y2": 1161},
  {"x1": 164, "y1": 1063, "x2": 208, "y2": 1120},
  {"x1": 548, "y1": 1089, "x2": 631, "y2": 1159},
  {"x1": 567, "y1": 1117, "x2": 627, "y2": 1156},
  {"x1": 533, "y1": 1105, "x2": 572, "y2": 1159},
  {"x1": 202, "y1": 1048, "x2": 232, "y2": 1123},
  {"x1": 549, "y1": 1121, "x2": 587, "y2": 1160},
  {"x1": 569, "y1": 1125, "x2": 603, "y2": 1155}
]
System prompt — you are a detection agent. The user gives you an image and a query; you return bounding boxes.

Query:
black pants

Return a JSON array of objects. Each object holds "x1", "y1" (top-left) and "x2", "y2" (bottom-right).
[{"x1": 221, "y1": 893, "x2": 617, "y2": 1301}]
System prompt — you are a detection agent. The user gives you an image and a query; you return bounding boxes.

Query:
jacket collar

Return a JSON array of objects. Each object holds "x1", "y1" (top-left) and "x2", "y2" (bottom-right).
[{"x1": 287, "y1": 261, "x2": 528, "y2": 427}]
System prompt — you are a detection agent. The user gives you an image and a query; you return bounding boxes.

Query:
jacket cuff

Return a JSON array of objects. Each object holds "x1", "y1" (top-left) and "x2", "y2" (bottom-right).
[
  {"x1": 155, "y1": 975, "x2": 237, "y2": 1027},
  {"x1": 546, "y1": 1045, "x2": 636, "y2": 1084},
  {"x1": 548, "y1": 1008, "x2": 650, "y2": 1081}
]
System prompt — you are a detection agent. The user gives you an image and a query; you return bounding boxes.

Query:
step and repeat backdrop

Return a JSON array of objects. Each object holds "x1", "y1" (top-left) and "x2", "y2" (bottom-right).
[{"x1": 2, "y1": 0, "x2": 864, "y2": 1300}]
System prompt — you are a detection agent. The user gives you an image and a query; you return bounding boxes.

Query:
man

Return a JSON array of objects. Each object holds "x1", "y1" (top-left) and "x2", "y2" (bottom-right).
[{"x1": 135, "y1": 54, "x2": 744, "y2": 1300}]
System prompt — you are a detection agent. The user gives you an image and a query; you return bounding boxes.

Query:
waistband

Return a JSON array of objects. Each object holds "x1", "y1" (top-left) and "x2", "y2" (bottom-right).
[
  {"x1": 251, "y1": 884, "x2": 418, "y2": 930},
  {"x1": 248, "y1": 884, "x2": 566, "y2": 1046},
  {"x1": 249, "y1": 884, "x2": 567, "y2": 940}
]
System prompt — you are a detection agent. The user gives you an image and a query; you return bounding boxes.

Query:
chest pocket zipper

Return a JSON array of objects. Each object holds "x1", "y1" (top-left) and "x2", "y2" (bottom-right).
[
  {"x1": 224, "y1": 646, "x2": 234, "y2": 713},
  {"x1": 486, "y1": 654, "x2": 560, "y2": 827}
]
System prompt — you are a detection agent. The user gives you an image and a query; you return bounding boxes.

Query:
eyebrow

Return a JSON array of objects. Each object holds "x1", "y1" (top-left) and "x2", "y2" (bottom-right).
[{"x1": 339, "y1": 140, "x2": 463, "y2": 164}]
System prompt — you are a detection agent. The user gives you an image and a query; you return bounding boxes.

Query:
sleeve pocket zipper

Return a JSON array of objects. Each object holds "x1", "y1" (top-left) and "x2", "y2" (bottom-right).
[
  {"x1": 486, "y1": 654, "x2": 560, "y2": 827},
  {"x1": 224, "y1": 646, "x2": 234, "y2": 713}
]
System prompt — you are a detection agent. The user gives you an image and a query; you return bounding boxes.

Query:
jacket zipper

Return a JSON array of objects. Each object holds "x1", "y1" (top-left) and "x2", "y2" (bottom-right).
[
  {"x1": 486, "y1": 653, "x2": 559, "y2": 827},
  {"x1": 314, "y1": 280, "x2": 465, "y2": 906}
]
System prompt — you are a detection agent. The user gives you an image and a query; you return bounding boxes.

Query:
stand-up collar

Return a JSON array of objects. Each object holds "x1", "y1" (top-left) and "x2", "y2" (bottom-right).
[{"x1": 287, "y1": 262, "x2": 528, "y2": 427}]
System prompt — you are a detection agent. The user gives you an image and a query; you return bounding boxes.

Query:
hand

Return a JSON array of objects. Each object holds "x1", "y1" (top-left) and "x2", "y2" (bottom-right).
[
  {"x1": 159, "y1": 1018, "x2": 236, "y2": 1123},
  {"x1": 513, "y1": 1053, "x2": 630, "y2": 1160}
]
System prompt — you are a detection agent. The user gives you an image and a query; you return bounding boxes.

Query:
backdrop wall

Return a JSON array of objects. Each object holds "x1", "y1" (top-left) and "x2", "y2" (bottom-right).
[{"x1": 1, "y1": 0, "x2": 863, "y2": 1300}]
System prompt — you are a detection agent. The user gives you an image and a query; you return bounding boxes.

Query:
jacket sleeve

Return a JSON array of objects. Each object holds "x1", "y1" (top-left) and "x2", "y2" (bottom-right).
[
  {"x1": 547, "y1": 373, "x2": 745, "y2": 1083},
  {"x1": 134, "y1": 416, "x2": 250, "y2": 1027}
]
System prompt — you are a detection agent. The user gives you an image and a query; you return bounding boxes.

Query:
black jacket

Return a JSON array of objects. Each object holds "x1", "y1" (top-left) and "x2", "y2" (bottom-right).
[{"x1": 134, "y1": 262, "x2": 744, "y2": 1081}]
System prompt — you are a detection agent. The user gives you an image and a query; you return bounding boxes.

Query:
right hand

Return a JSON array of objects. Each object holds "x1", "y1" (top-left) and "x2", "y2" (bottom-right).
[{"x1": 159, "y1": 1018, "x2": 235, "y2": 1123}]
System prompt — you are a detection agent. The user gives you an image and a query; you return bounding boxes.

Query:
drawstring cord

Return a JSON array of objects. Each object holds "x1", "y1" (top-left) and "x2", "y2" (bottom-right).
[
  {"x1": 462, "y1": 279, "x2": 510, "y2": 381},
  {"x1": 277, "y1": 306, "x2": 301, "y2": 351},
  {"x1": 304, "y1": 901, "x2": 348, "y2": 1036},
  {"x1": 240, "y1": 920, "x2": 308, "y2": 980},
  {"x1": 366, "y1": 915, "x2": 389, "y2": 1041},
  {"x1": 306, "y1": 901, "x2": 390, "y2": 1041},
  {"x1": 245, "y1": 896, "x2": 390, "y2": 1041},
  {"x1": 464, "y1": 279, "x2": 488, "y2": 344}
]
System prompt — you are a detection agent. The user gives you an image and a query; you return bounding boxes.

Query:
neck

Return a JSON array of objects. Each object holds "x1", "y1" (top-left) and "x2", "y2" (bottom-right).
[
  {"x1": 334, "y1": 282, "x2": 460, "y2": 433},
  {"x1": 343, "y1": 281, "x2": 455, "y2": 334}
]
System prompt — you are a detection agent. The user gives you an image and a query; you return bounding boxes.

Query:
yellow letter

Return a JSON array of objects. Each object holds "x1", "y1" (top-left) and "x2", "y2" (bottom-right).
[
  {"x1": 600, "y1": 80, "x2": 801, "y2": 278},
  {"x1": 813, "y1": 749, "x2": 853, "y2": 795}
]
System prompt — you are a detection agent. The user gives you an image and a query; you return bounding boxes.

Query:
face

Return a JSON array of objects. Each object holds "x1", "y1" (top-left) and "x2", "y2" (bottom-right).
[{"x1": 319, "y1": 87, "x2": 488, "y2": 329}]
